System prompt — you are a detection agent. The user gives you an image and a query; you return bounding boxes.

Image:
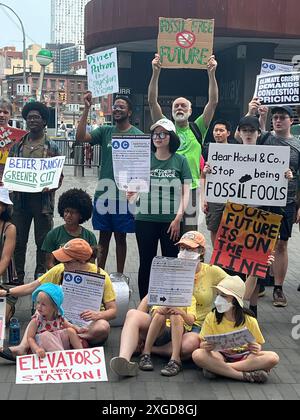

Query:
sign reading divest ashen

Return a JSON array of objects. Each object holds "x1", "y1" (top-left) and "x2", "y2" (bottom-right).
[
  {"x1": 16, "y1": 348, "x2": 108, "y2": 384},
  {"x1": 254, "y1": 72, "x2": 300, "y2": 106},
  {"x1": 211, "y1": 203, "x2": 282, "y2": 278},
  {"x1": 3, "y1": 156, "x2": 65, "y2": 193},
  {"x1": 87, "y1": 47, "x2": 119, "y2": 98},
  {"x1": 205, "y1": 144, "x2": 290, "y2": 206},
  {"x1": 158, "y1": 17, "x2": 214, "y2": 69}
]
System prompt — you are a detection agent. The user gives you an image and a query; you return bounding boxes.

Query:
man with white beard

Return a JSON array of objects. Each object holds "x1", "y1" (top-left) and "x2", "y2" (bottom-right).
[{"x1": 148, "y1": 55, "x2": 218, "y2": 232}]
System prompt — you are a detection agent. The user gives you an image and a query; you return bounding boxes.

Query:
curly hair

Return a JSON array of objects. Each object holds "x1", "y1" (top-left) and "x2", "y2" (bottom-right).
[{"x1": 58, "y1": 189, "x2": 93, "y2": 224}]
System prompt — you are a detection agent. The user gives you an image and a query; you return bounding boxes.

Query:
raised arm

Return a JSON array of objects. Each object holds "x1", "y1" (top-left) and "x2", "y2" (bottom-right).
[
  {"x1": 202, "y1": 55, "x2": 218, "y2": 129},
  {"x1": 76, "y1": 91, "x2": 93, "y2": 143},
  {"x1": 148, "y1": 54, "x2": 164, "y2": 123},
  {"x1": 0, "y1": 224, "x2": 16, "y2": 277}
]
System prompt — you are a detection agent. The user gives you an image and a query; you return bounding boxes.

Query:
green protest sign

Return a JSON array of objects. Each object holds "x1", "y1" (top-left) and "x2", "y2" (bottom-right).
[{"x1": 157, "y1": 17, "x2": 215, "y2": 69}]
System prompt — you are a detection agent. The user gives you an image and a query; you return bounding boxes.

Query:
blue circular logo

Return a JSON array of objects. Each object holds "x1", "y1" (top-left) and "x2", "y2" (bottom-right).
[
  {"x1": 64, "y1": 273, "x2": 73, "y2": 282},
  {"x1": 262, "y1": 63, "x2": 268, "y2": 69},
  {"x1": 121, "y1": 141, "x2": 130, "y2": 150},
  {"x1": 270, "y1": 64, "x2": 276, "y2": 70},
  {"x1": 74, "y1": 275, "x2": 83, "y2": 285},
  {"x1": 112, "y1": 141, "x2": 120, "y2": 149}
]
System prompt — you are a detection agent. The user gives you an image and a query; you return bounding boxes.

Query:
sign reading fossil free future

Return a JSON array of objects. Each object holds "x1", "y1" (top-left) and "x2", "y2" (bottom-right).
[
  {"x1": 157, "y1": 17, "x2": 215, "y2": 69},
  {"x1": 3, "y1": 156, "x2": 65, "y2": 193},
  {"x1": 210, "y1": 202, "x2": 282, "y2": 278},
  {"x1": 205, "y1": 144, "x2": 290, "y2": 206},
  {"x1": 87, "y1": 47, "x2": 119, "y2": 98}
]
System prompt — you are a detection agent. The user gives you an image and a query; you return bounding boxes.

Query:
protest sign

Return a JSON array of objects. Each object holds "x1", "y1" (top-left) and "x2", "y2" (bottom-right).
[
  {"x1": 254, "y1": 71, "x2": 300, "y2": 106},
  {"x1": 148, "y1": 257, "x2": 198, "y2": 307},
  {"x1": 62, "y1": 271, "x2": 105, "y2": 327},
  {"x1": 210, "y1": 202, "x2": 282, "y2": 278},
  {"x1": 0, "y1": 298, "x2": 6, "y2": 349},
  {"x1": 3, "y1": 156, "x2": 65, "y2": 193},
  {"x1": 205, "y1": 144, "x2": 290, "y2": 206},
  {"x1": 87, "y1": 48, "x2": 119, "y2": 98},
  {"x1": 157, "y1": 17, "x2": 214, "y2": 69},
  {"x1": 0, "y1": 127, "x2": 27, "y2": 165},
  {"x1": 204, "y1": 328, "x2": 255, "y2": 351},
  {"x1": 16, "y1": 347, "x2": 108, "y2": 384},
  {"x1": 260, "y1": 59, "x2": 294, "y2": 75},
  {"x1": 112, "y1": 135, "x2": 151, "y2": 193}
]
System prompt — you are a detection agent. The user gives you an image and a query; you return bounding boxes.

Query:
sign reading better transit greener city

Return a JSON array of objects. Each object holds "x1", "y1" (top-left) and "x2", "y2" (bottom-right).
[{"x1": 157, "y1": 17, "x2": 215, "y2": 69}]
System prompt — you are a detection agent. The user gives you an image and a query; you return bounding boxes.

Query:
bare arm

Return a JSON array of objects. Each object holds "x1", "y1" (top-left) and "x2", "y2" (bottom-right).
[
  {"x1": 0, "y1": 279, "x2": 41, "y2": 298},
  {"x1": 167, "y1": 183, "x2": 190, "y2": 241},
  {"x1": 202, "y1": 56, "x2": 218, "y2": 129},
  {"x1": 148, "y1": 54, "x2": 164, "y2": 123},
  {"x1": 27, "y1": 319, "x2": 46, "y2": 358},
  {"x1": 80, "y1": 300, "x2": 117, "y2": 323},
  {"x1": 76, "y1": 91, "x2": 93, "y2": 143},
  {"x1": 0, "y1": 224, "x2": 16, "y2": 276},
  {"x1": 46, "y1": 254, "x2": 56, "y2": 271}
]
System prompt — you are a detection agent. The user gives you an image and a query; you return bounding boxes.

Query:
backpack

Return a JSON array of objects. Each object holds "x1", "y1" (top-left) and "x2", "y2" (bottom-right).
[{"x1": 189, "y1": 122, "x2": 203, "y2": 146}]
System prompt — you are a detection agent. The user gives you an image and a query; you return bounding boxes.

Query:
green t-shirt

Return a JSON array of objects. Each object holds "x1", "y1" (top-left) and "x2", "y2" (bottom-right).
[
  {"x1": 42, "y1": 225, "x2": 97, "y2": 253},
  {"x1": 176, "y1": 115, "x2": 208, "y2": 189},
  {"x1": 90, "y1": 125, "x2": 144, "y2": 200},
  {"x1": 135, "y1": 152, "x2": 192, "y2": 223}
]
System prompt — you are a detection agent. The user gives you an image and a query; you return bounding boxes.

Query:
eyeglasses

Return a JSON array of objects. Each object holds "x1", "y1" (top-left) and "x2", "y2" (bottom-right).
[
  {"x1": 152, "y1": 132, "x2": 170, "y2": 140},
  {"x1": 272, "y1": 115, "x2": 289, "y2": 121},
  {"x1": 112, "y1": 105, "x2": 127, "y2": 111},
  {"x1": 27, "y1": 115, "x2": 42, "y2": 121}
]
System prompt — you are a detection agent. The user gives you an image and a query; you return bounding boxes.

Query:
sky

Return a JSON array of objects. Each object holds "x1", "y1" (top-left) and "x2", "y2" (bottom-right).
[{"x1": 0, "y1": 0, "x2": 51, "y2": 49}]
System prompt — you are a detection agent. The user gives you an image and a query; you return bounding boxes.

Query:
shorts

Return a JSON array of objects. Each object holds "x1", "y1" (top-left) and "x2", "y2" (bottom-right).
[
  {"x1": 264, "y1": 203, "x2": 296, "y2": 241},
  {"x1": 92, "y1": 198, "x2": 135, "y2": 233},
  {"x1": 206, "y1": 203, "x2": 225, "y2": 232},
  {"x1": 219, "y1": 351, "x2": 250, "y2": 363},
  {"x1": 154, "y1": 327, "x2": 172, "y2": 347},
  {"x1": 0, "y1": 285, "x2": 17, "y2": 313},
  {"x1": 190, "y1": 325, "x2": 201, "y2": 334}
]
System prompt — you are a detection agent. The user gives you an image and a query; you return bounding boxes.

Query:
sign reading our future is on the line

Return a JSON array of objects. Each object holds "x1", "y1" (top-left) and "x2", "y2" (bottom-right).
[
  {"x1": 3, "y1": 156, "x2": 65, "y2": 193},
  {"x1": 158, "y1": 17, "x2": 214, "y2": 69},
  {"x1": 205, "y1": 144, "x2": 290, "y2": 207},
  {"x1": 87, "y1": 47, "x2": 119, "y2": 98}
]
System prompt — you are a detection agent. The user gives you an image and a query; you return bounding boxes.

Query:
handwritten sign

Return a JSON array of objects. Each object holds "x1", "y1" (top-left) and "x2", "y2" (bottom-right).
[
  {"x1": 16, "y1": 348, "x2": 108, "y2": 384},
  {"x1": 3, "y1": 156, "x2": 65, "y2": 193},
  {"x1": 205, "y1": 144, "x2": 290, "y2": 206},
  {"x1": 254, "y1": 72, "x2": 300, "y2": 106},
  {"x1": 210, "y1": 202, "x2": 282, "y2": 278},
  {"x1": 87, "y1": 47, "x2": 119, "y2": 98},
  {"x1": 148, "y1": 257, "x2": 198, "y2": 307},
  {"x1": 112, "y1": 135, "x2": 151, "y2": 193},
  {"x1": 158, "y1": 17, "x2": 214, "y2": 69},
  {"x1": 204, "y1": 328, "x2": 255, "y2": 351}
]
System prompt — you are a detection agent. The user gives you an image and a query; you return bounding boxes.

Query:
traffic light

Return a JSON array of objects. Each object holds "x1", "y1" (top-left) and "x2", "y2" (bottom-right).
[{"x1": 59, "y1": 91, "x2": 66, "y2": 102}]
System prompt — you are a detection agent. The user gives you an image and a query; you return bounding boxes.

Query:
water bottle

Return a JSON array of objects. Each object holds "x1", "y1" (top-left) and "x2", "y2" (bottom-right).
[{"x1": 9, "y1": 318, "x2": 20, "y2": 346}]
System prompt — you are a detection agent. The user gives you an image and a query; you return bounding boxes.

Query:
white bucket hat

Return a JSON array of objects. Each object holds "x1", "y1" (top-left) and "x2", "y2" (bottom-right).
[{"x1": 0, "y1": 188, "x2": 13, "y2": 205}]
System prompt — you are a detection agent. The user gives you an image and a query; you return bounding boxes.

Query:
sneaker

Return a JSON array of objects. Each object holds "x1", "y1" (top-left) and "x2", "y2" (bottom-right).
[
  {"x1": 273, "y1": 289, "x2": 287, "y2": 307},
  {"x1": 138, "y1": 354, "x2": 154, "y2": 371},
  {"x1": 110, "y1": 356, "x2": 138, "y2": 377},
  {"x1": 258, "y1": 285, "x2": 266, "y2": 298},
  {"x1": 243, "y1": 370, "x2": 269, "y2": 384},
  {"x1": 160, "y1": 359, "x2": 182, "y2": 377},
  {"x1": 202, "y1": 369, "x2": 217, "y2": 380}
]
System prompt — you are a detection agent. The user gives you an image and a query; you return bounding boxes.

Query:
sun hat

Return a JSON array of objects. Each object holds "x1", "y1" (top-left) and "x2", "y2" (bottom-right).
[
  {"x1": 32, "y1": 283, "x2": 64, "y2": 316},
  {"x1": 0, "y1": 188, "x2": 13, "y2": 205},
  {"x1": 150, "y1": 118, "x2": 176, "y2": 132},
  {"x1": 213, "y1": 275, "x2": 245, "y2": 308},
  {"x1": 52, "y1": 238, "x2": 93, "y2": 263},
  {"x1": 176, "y1": 231, "x2": 206, "y2": 249}
]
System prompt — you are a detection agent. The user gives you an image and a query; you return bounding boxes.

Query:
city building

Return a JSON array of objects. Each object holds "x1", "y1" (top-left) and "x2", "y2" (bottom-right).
[
  {"x1": 46, "y1": 43, "x2": 75, "y2": 73},
  {"x1": 84, "y1": 0, "x2": 300, "y2": 132}
]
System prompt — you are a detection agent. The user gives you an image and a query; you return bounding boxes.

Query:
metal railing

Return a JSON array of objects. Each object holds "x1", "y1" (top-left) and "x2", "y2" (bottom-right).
[{"x1": 52, "y1": 139, "x2": 101, "y2": 177}]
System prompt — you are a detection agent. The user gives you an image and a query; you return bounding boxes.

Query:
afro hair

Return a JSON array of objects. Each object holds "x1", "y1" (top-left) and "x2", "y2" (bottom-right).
[
  {"x1": 22, "y1": 101, "x2": 50, "y2": 124},
  {"x1": 58, "y1": 188, "x2": 93, "y2": 224}
]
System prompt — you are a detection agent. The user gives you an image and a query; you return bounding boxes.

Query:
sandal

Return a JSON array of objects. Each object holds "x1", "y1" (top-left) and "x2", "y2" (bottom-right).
[
  {"x1": 160, "y1": 359, "x2": 182, "y2": 377},
  {"x1": 110, "y1": 356, "x2": 138, "y2": 377},
  {"x1": 139, "y1": 354, "x2": 154, "y2": 371},
  {"x1": 0, "y1": 346, "x2": 16, "y2": 363},
  {"x1": 243, "y1": 370, "x2": 269, "y2": 384}
]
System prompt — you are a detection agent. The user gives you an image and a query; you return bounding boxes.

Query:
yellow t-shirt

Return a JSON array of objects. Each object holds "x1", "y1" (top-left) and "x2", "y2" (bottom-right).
[
  {"x1": 151, "y1": 296, "x2": 197, "y2": 332},
  {"x1": 38, "y1": 263, "x2": 116, "y2": 309},
  {"x1": 193, "y1": 264, "x2": 228, "y2": 327},
  {"x1": 200, "y1": 311, "x2": 265, "y2": 353}
]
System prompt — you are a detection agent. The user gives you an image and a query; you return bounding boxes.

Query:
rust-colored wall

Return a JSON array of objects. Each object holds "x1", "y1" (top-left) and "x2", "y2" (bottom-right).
[{"x1": 85, "y1": 0, "x2": 300, "y2": 53}]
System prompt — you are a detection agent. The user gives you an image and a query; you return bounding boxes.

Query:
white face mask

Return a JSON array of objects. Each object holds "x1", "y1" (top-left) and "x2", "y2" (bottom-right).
[
  {"x1": 178, "y1": 249, "x2": 200, "y2": 260},
  {"x1": 214, "y1": 295, "x2": 233, "y2": 314}
]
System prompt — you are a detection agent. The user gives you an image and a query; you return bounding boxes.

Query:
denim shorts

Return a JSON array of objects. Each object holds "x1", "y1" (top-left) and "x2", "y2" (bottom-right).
[{"x1": 92, "y1": 198, "x2": 135, "y2": 233}]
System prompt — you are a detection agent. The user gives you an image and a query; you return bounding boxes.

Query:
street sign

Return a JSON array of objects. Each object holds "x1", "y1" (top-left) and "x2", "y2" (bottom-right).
[
  {"x1": 16, "y1": 84, "x2": 31, "y2": 96},
  {"x1": 68, "y1": 104, "x2": 80, "y2": 112}
]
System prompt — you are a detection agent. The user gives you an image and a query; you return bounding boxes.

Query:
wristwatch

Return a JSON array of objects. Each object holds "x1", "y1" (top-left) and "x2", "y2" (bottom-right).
[{"x1": 6, "y1": 290, "x2": 10, "y2": 297}]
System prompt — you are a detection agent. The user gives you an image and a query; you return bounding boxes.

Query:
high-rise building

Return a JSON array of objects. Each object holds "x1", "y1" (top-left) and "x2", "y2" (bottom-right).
[{"x1": 51, "y1": 0, "x2": 89, "y2": 45}]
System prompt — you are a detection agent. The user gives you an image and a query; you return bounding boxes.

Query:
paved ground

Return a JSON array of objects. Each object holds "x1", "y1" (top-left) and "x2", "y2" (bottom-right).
[{"x1": 1, "y1": 167, "x2": 300, "y2": 401}]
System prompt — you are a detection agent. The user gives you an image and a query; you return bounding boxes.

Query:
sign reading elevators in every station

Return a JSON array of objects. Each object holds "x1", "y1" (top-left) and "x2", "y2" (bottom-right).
[{"x1": 157, "y1": 17, "x2": 215, "y2": 69}]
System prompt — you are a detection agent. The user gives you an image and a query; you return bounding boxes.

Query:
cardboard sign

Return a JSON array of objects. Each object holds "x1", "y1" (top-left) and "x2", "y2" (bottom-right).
[
  {"x1": 87, "y1": 47, "x2": 119, "y2": 98},
  {"x1": 0, "y1": 127, "x2": 27, "y2": 165},
  {"x1": 204, "y1": 328, "x2": 255, "y2": 351},
  {"x1": 3, "y1": 156, "x2": 65, "y2": 193},
  {"x1": 205, "y1": 144, "x2": 290, "y2": 206},
  {"x1": 260, "y1": 59, "x2": 295, "y2": 75},
  {"x1": 158, "y1": 17, "x2": 214, "y2": 69},
  {"x1": 16, "y1": 348, "x2": 108, "y2": 384},
  {"x1": 210, "y1": 202, "x2": 282, "y2": 278},
  {"x1": 254, "y1": 72, "x2": 300, "y2": 106}
]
